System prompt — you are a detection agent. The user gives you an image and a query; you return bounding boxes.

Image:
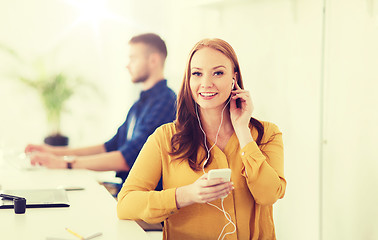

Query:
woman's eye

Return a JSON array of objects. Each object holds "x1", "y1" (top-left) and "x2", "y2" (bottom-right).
[
  {"x1": 192, "y1": 72, "x2": 201, "y2": 76},
  {"x1": 214, "y1": 71, "x2": 224, "y2": 76}
]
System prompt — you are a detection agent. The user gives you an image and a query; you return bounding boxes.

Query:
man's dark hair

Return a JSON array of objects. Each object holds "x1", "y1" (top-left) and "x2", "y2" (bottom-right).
[{"x1": 129, "y1": 33, "x2": 167, "y2": 59}]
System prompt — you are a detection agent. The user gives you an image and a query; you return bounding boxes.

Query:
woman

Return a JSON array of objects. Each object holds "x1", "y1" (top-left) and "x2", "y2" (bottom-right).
[{"x1": 117, "y1": 38, "x2": 286, "y2": 240}]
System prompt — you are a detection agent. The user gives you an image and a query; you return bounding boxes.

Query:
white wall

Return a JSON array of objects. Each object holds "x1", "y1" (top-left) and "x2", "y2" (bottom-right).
[
  {"x1": 0, "y1": 0, "x2": 139, "y2": 149},
  {"x1": 322, "y1": 0, "x2": 378, "y2": 239},
  {"x1": 0, "y1": 0, "x2": 377, "y2": 239}
]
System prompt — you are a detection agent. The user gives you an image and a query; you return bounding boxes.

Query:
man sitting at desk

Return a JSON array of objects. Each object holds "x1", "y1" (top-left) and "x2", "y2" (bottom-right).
[{"x1": 24, "y1": 33, "x2": 177, "y2": 193}]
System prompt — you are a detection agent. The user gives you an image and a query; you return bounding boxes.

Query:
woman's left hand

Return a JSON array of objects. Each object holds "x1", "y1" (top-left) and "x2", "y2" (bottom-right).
[{"x1": 229, "y1": 81, "x2": 253, "y2": 130}]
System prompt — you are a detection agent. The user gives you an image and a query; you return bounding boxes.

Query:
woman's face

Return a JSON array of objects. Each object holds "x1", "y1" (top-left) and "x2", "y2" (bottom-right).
[{"x1": 190, "y1": 47, "x2": 235, "y2": 111}]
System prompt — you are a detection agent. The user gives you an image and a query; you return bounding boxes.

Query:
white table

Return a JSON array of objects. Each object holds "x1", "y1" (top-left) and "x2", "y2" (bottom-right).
[{"x1": 0, "y1": 159, "x2": 149, "y2": 240}]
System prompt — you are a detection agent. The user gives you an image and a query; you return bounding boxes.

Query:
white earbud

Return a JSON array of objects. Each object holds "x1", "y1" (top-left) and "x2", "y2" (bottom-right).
[{"x1": 231, "y1": 79, "x2": 235, "y2": 89}]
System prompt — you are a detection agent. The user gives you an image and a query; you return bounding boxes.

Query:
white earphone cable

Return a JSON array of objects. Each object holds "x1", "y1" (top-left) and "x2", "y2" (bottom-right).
[
  {"x1": 195, "y1": 96, "x2": 236, "y2": 239},
  {"x1": 195, "y1": 96, "x2": 231, "y2": 174}
]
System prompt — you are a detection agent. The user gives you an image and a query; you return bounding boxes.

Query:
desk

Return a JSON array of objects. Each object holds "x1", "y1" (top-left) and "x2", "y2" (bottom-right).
[{"x1": 0, "y1": 160, "x2": 149, "y2": 240}]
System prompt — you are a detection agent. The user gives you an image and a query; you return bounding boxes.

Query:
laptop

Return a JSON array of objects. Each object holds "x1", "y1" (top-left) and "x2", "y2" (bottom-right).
[{"x1": 0, "y1": 188, "x2": 70, "y2": 209}]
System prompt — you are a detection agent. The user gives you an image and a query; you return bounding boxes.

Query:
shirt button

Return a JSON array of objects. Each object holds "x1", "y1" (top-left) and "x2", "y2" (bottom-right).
[{"x1": 241, "y1": 152, "x2": 245, "y2": 156}]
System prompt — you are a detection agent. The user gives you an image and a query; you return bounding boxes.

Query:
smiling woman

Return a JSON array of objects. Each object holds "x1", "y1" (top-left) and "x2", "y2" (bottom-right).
[{"x1": 117, "y1": 38, "x2": 286, "y2": 240}]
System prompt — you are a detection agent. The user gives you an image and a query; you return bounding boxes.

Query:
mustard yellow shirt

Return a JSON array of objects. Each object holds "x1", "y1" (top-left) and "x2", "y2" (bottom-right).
[{"x1": 117, "y1": 120, "x2": 286, "y2": 240}]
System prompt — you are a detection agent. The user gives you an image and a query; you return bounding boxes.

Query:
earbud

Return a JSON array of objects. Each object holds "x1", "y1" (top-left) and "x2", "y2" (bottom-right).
[{"x1": 231, "y1": 79, "x2": 235, "y2": 89}]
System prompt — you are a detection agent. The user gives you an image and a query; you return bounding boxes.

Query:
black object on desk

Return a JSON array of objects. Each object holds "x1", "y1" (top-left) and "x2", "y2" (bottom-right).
[
  {"x1": 0, "y1": 193, "x2": 27, "y2": 214},
  {"x1": 14, "y1": 197, "x2": 26, "y2": 214}
]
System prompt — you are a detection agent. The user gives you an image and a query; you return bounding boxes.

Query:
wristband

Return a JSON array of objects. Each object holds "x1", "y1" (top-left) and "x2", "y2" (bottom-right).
[{"x1": 63, "y1": 156, "x2": 76, "y2": 169}]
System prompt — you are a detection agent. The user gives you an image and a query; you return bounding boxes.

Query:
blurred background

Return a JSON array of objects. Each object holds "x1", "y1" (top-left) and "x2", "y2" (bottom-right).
[{"x1": 0, "y1": 0, "x2": 377, "y2": 239}]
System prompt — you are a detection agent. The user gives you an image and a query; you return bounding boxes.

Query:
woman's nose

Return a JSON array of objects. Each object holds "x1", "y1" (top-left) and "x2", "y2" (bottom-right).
[{"x1": 200, "y1": 75, "x2": 213, "y2": 88}]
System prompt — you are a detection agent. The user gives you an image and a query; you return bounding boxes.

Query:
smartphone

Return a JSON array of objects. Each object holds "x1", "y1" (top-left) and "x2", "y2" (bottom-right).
[
  {"x1": 236, "y1": 98, "x2": 241, "y2": 109},
  {"x1": 208, "y1": 168, "x2": 231, "y2": 182},
  {"x1": 208, "y1": 168, "x2": 232, "y2": 199}
]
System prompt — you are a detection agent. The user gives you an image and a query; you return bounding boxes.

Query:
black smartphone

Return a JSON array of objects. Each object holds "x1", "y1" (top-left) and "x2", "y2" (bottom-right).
[{"x1": 236, "y1": 98, "x2": 241, "y2": 109}]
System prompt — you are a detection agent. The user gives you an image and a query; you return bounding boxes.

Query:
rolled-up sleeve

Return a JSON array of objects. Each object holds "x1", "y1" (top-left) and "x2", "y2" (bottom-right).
[
  {"x1": 118, "y1": 93, "x2": 176, "y2": 169},
  {"x1": 104, "y1": 82, "x2": 176, "y2": 170}
]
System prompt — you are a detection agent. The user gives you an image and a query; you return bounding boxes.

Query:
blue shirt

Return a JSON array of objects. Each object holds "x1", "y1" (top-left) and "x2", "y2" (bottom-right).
[{"x1": 104, "y1": 80, "x2": 176, "y2": 190}]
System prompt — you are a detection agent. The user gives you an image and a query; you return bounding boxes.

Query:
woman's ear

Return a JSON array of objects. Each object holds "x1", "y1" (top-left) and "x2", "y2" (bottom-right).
[{"x1": 232, "y1": 72, "x2": 238, "y2": 89}]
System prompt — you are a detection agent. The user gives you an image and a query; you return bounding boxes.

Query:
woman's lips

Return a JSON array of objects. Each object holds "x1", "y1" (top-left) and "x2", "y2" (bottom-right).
[{"x1": 199, "y1": 92, "x2": 218, "y2": 99}]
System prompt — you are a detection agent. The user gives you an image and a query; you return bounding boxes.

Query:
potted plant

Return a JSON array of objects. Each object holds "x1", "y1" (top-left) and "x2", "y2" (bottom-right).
[
  {"x1": 1, "y1": 43, "x2": 95, "y2": 146},
  {"x1": 19, "y1": 72, "x2": 84, "y2": 146}
]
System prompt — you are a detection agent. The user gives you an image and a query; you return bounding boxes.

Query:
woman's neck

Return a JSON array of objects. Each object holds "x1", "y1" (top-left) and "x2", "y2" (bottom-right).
[{"x1": 199, "y1": 107, "x2": 233, "y2": 137}]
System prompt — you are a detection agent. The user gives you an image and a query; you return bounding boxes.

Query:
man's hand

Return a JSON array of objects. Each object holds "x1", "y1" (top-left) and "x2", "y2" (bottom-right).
[
  {"x1": 25, "y1": 144, "x2": 54, "y2": 154},
  {"x1": 29, "y1": 152, "x2": 67, "y2": 169}
]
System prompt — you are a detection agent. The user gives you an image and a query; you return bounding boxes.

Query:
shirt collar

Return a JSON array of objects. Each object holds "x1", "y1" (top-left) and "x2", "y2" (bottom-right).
[{"x1": 140, "y1": 79, "x2": 167, "y2": 100}]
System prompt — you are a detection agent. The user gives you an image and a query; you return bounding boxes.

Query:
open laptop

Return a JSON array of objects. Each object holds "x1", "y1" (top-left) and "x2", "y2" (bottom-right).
[{"x1": 0, "y1": 188, "x2": 70, "y2": 209}]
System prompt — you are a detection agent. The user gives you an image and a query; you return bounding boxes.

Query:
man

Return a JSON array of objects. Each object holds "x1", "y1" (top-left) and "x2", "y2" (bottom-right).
[{"x1": 25, "y1": 33, "x2": 177, "y2": 192}]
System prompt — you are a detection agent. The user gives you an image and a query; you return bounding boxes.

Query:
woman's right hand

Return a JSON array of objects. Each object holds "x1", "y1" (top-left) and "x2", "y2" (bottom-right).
[{"x1": 175, "y1": 173, "x2": 234, "y2": 209}]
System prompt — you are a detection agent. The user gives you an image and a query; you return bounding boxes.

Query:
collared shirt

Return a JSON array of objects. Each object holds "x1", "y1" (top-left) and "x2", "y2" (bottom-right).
[
  {"x1": 104, "y1": 80, "x2": 176, "y2": 187},
  {"x1": 117, "y1": 121, "x2": 286, "y2": 240}
]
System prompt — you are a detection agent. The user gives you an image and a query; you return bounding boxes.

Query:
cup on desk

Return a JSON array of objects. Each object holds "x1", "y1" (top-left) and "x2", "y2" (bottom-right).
[{"x1": 14, "y1": 197, "x2": 26, "y2": 214}]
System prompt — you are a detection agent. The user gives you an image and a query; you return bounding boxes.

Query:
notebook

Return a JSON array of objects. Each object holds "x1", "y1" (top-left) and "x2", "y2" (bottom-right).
[{"x1": 0, "y1": 188, "x2": 70, "y2": 209}]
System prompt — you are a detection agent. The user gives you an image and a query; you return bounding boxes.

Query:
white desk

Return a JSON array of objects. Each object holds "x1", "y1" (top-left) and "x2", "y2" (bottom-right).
[{"x1": 0, "y1": 160, "x2": 149, "y2": 240}]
